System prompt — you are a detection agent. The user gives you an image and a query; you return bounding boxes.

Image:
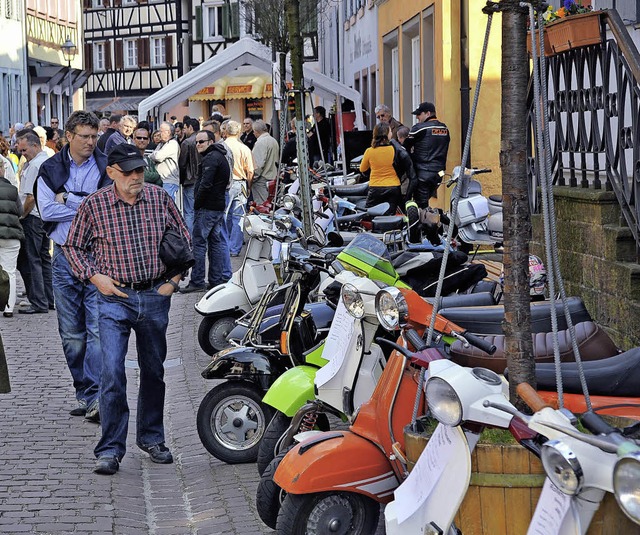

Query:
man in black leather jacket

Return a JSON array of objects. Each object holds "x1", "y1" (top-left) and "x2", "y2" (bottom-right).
[{"x1": 403, "y1": 102, "x2": 450, "y2": 207}]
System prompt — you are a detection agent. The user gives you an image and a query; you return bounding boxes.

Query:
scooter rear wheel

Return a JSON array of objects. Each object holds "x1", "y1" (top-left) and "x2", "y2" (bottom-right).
[
  {"x1": 276, "y1": 492, "x2": 380, "y2": 534},
  {"x1": 196, "y1": 382, "x2": 274, "y2": 464},
  {"x1": 197, "y1": 315, "x2": 237, "y2": 355}
]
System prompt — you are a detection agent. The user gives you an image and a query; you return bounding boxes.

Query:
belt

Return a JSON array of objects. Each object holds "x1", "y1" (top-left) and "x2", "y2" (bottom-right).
[{"x1": 120, "y1": 278, "x2": 164, "y2": 291}]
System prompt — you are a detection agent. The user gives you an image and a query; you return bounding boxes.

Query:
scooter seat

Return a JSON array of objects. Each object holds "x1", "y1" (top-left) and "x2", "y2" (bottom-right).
[
  {"x1": 331, "y1": 182, "x2": 370, "y2": 196},
  {"x1": 433, "y1": 292, "x2": 497, "y2": 309},
  {"x1": 337, "y1": 211, "x2": 366, "y2": 225},
  {"x1": 439, "y1": 296, "x2": 592, "y2": 335},
  {"x1": 449, "y1": 321, "x2": 619, "y2": 374},
  {"x1": 372, "y1": 215, "x2": 405, "y2": 232},
  {"x1": 531, "y1": 347, "x2": 640, "y2": 397}
]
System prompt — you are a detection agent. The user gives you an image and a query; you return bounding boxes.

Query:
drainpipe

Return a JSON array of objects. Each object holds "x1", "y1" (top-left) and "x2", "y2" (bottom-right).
[
  {"x1": 176, "y1": 0, "x2": 184, "y2": 76},
  {"x1": 460, "y1": 0, "x2": 471, "y2": 167}
]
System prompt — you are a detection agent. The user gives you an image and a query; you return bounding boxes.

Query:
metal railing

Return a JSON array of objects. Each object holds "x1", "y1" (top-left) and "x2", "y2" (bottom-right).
[{"x1": 527, "y1": 9, "x2": 640, "y2": 255}]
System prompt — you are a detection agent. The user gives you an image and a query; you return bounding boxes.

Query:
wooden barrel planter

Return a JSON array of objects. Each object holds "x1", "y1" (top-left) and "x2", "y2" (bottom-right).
[{"x1": 404, "y1": 425, "x2": 638, "y2": 534}]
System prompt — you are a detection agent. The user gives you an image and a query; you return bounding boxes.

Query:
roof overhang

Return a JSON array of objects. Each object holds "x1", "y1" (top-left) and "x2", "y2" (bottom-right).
[{"x1": 138, "y1": 37, "x2": 363, "y2": 129}]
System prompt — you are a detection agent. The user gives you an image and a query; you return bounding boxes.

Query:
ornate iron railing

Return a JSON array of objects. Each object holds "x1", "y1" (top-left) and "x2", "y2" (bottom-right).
[{"x1": 527, "y1": 9, "x2": 640, "y2": 255}]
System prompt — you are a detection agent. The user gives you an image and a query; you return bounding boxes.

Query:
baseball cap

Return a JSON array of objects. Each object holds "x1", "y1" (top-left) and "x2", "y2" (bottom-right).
[
  {"x1": 107, "y1": 144, "x2": 147, "y2": 171},
  {"x1": 411, "y1": 102, "x2": 436, "y2": 115}
]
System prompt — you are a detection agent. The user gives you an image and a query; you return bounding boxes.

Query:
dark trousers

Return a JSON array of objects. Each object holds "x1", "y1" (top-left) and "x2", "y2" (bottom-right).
[
  {"x1": 366, "y1": 186, "x2": 403, "y2": 215},
  {"x1": 18, "y1": 215, "x2": 53, "y2": 310}
]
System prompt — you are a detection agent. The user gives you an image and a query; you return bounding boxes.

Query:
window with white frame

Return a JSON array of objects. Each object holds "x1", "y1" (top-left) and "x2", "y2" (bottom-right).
[
  {"x1": 203, "y1": 2, "x2": 225, "y2": 41},
  {"x1": 123, "y1": 0, "x2": 137, "y2": 4},
  {"x1": 91, "y1": 0, "x2": 102, "y2": 7},
  {"x1": 391, "y1": 47, "x2": 400, "y2": 122},
  {"x1": 124, "y1": 39, "x2": 137, "y2": 68},
  {"x1": 94, "y1": 42, "x2": 106, "y2": 71},
  {"x1": 411, "y1": 36, "x2": 421, "y2": 118},
  {"x1": 151, "y1": 37, "x2": 166, "y2": 66}
]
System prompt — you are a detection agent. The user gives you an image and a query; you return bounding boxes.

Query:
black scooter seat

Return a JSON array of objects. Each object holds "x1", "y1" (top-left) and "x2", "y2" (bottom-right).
[
  {"x1": 450, "y1": 321, "x2": 619, "y2": 374},
  {"x1": 372, "y1": 215, "x2": 404, "y2": 232},
  {"x1": 439, "y1": 296, "x2": 591, "y2": 335},
  {"x1": 331, "y1": 182, "x2": 369, "y2": 196},
  {"x1": 434, "y1": 292, "x2": 497, "y2": 308},
  {"x1": 337, "y1": 212, "x2": 366, "y2": 225},
  {"x1": 533, "y1": 347, "x2": 640, "y2": 397}
]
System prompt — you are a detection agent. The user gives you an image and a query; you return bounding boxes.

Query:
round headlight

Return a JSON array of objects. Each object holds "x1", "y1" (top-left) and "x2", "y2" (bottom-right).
[
  {"x1": 541, "y1": 440, "x2": 583, "y2": 496},
  {"x1": 283, "y1": 195, "x2": 295, "y2": 211},
  {"x1": 425, "y1": 377, "x2": 462, "y2": 426},
  {"x1": 614, "y1": 452, "x2": 640, "y2": 524},
  {"x1": 375, "y1": 287, "x2": 409, "y2": 331},
  {"x1": 341, "y1": 283, "x2": 364, "y2": 319}
]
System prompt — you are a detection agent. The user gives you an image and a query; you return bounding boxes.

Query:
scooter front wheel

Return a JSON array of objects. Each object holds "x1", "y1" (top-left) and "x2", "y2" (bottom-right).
[
  {"x1": 257, "y1": 412, "x2": 292, "y2": 476},
  {"x1": 276, "y1": 492, "x2": 380, "y2": 534},
  {"x1": 196, "y1": 382, "x2": 274, "y2": 464},
  {"x1": 197, "y1": 315, "x2": 237, "y2": 355},
  {"x1": 256, "y1": 446, "x2": 293, "y2": 529}
]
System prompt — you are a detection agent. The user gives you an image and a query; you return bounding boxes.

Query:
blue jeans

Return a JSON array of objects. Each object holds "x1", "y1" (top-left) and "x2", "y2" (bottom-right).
[
  {"x1": 52, "y1": 244, "x2": 101, "y2": 406},
  {"x1": 94, "y1": 286, "x2": 171, "y2": 460},
  {"x1": 191, "y1": 207, "x2": 232, "y2": 288},
  {"x1": 182, "y1": 185, "x2": 195, "y2": 236},
  {"x1": 163, "y1": 182, "x2": 179, "y2": 201},
  {"x1": 225, "y1": 180, "x2": 245, "y2": 255}
]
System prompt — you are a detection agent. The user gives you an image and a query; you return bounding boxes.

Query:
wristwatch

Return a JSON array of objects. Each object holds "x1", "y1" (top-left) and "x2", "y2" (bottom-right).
[
  {"x1": 62, "y1": 192, "x2": 69, "y2": 204},
  {"x1": 166, "y1": 279, "x2": 180, "y2": 292}
]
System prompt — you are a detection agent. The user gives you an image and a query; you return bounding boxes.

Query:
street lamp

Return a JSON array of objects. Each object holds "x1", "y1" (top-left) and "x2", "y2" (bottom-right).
[{"x1": 61, "y1": 37, "x2": 77, "y2": 120}]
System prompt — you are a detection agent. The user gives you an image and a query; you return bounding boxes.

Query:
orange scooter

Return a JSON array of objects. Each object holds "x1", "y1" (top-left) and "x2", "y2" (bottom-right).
[{"x1": 272, "y1": 287, "x2": 495, "y2": 533}]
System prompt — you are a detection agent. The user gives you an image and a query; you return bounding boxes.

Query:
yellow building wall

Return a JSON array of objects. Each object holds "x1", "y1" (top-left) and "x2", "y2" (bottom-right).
[{"x1": 378, "y1": 0, "x2": 503, "y2": 207}]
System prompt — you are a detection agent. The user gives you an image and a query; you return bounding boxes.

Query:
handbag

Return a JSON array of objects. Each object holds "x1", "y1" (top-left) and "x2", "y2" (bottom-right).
[{"x1": 159, "y1": 227, "x2": 194, "y2": 278}]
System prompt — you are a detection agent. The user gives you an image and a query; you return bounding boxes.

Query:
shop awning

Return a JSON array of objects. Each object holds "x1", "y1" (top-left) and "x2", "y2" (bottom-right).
[
  {"x1": 225, "y1": 76, "x2": 266, "y2": 100},
  {"x1": 188, "y1": 79, "x2": 228, "y2": 101}
]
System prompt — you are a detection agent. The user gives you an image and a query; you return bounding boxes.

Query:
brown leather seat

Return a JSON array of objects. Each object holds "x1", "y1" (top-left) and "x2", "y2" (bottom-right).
[{"x1": 448, "y1": 321, "x2": 619, "y2": 374}]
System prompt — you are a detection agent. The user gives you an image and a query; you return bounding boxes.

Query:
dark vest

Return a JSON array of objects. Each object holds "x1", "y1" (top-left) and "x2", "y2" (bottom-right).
[{"x1": 0, "y1": 178, "x2": 23, "y2": 241}]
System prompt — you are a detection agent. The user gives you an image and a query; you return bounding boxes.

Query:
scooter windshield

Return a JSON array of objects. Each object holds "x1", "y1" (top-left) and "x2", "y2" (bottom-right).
[{"x1": 337, "y1": 234, "x2": 398, "y2": 282}]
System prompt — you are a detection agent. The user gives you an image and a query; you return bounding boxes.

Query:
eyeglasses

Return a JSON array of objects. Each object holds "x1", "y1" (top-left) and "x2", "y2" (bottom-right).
[
  {"x1": 135, "y1": 136, "x2": 149, "y2": 140},
  {"x1": 195, "y1": 139, "x2": 211, "y2": 145},
  {"x1": 72, "y1": 133, "x2": 98, "y2": 141},
  {"x1": 51, "y1": 121, "x2": 58, "y2": 124},
  {"x1": 113, "y1": 166, "x2": 145, "y2": 176}
]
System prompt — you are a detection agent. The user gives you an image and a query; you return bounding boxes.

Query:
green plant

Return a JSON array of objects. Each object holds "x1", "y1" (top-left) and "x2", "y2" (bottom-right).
[{"x1": 543, "y1": 1, "x2": 593, "y2": 24}]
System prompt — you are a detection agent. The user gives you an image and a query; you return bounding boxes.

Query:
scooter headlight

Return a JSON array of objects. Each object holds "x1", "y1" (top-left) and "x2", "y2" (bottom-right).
[
  {"x1": 541, "y1": 440, "x2": 583, "y2": 496},
  {"x1": 341, "y1": 283, "x2": 364, "y2": 319},
  {"x1": 283, "y1": 194, "x2": 297, "y2": 211},
  {"x1": 375, "y1": 287, "x2": 409, "y2": 331},
  {"x1": 613, "y1": 452, "x2": 640, "y2": 524},
  {"x1": 425, "y1": 377, "x2": 462, "y2": 426}
]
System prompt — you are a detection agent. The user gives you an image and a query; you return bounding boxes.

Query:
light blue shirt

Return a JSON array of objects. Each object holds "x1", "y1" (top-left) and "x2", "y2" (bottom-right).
[{"x1": 37, "y1": 154, "x2": 102, "y2": 245}]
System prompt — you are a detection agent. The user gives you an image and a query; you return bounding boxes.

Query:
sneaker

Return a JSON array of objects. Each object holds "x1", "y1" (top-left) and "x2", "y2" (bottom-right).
[
  {"x1": 94, "y1": 456, "x2": 119, "y2": 475},
  {"x1": 138, "y1": 443, "x2": 173, "y2": 464},
  {"x1": 85, "y1": 399, "x2": 100, "y2": 423},
  {"x1": 69, "y1": 399, "x2": 87, "y2": 416},
  {"x1": 179, "y1": 283, "x2": 206, "y2": 294}
]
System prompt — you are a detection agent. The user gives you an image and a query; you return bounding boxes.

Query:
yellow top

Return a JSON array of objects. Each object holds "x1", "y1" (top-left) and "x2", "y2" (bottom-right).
[{"x1": 359, "y1": 145, "x2": 400, "y2": 187}]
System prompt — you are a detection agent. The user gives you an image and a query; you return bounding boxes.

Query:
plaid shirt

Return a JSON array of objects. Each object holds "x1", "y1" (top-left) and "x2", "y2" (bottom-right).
[{"x1": 63, "y1": 183, "x2": 191, "y2": 284}]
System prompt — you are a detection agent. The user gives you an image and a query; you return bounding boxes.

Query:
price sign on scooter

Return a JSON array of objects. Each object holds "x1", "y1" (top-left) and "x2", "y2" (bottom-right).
[
  {"x1": 527, "y1": 479, "x2": 572, "y2": 535},
  {"x1": 315, "y1": 301, "x2": 357, "y2": 387},
  {"x1": 393, "y1": 423, "x2": 458, "y2": 524}
]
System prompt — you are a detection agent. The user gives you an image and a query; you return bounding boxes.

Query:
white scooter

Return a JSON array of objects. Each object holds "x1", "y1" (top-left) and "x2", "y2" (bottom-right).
[{"x1": 195, "y1": 213, "x2": 281, "y2": 355}]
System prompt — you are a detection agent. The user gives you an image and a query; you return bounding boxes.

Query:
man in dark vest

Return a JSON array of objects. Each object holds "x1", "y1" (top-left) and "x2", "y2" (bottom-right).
[{"x1": 36, "y1": 110, "x2": 111, "y2": 422}]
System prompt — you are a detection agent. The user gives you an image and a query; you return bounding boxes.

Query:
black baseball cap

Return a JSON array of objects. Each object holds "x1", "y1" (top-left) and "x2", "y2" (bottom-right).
[
  {"x1": 107, "y1": 144, "x2": 147, "y2": 171},
  {"x1": 412, "y1": 102, "x2": 436, "y2": 115}
]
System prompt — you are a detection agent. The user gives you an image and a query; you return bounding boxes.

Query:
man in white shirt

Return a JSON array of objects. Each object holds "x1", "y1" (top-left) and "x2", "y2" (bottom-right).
[
  {"x1": 15, "y1": 130, "x2": 54, "y2": 314},
  {"x1": 150, "y1": 122, "x2": 180, "y2": 201}
]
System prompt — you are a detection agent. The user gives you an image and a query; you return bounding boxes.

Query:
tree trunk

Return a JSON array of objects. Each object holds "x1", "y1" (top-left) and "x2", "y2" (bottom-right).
[
  {"x1": 500, "y1": 0, "x2": 536, "y2": 406},
  {"x1": 285, "y1": 0, "x2": 313, "y2": 237}
]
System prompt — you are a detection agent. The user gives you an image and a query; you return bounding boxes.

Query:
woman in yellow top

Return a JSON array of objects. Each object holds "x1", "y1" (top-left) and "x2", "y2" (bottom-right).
[{"x1": 359, "y1": 122, "x2": 402, "y2": 214}]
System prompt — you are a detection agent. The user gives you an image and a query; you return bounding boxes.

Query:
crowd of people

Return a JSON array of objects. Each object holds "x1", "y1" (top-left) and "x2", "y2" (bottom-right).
[{"x1": 0, "y1": 99, "x2": 450, "y2": 475}]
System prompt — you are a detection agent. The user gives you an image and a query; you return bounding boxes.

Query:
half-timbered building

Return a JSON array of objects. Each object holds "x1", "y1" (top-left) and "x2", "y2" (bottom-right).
[{"x1": 83, "y1": 0, "x2": 189, "y2": 115}]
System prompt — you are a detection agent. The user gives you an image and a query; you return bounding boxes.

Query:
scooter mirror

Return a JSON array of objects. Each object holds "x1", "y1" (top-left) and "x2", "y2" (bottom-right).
[{"x1": 327, "y1": 231, "x2": 344, "y2": 247}]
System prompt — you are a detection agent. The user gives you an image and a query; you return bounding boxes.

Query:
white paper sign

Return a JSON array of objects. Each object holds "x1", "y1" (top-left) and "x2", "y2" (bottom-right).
[
  {"x1": 393, "y1": 423, "x2": 458, "y2": 524},
  {"x1": 527, "y1": 479, "x2": 572, "y2": 535},
  {"x1": 315, "y1": 300, "x2": 356, "y2": 387}
]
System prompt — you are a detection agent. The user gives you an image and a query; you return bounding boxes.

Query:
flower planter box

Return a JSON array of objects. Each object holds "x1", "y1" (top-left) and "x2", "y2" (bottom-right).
[
  {"x1": 545, "y1": 11, "x2": 603, "y2": 54},
  {"x1": 404, "y1": 425, "x2": 637, "y2": 534},
  {"x1": 526, "y1": 30, "x2": 553, "y2": 58}
]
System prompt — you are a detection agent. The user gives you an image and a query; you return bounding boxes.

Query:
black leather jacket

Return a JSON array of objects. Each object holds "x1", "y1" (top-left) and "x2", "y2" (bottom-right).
[{"x1": 403, "y1": 118, "x2": 450, "y2": 179}]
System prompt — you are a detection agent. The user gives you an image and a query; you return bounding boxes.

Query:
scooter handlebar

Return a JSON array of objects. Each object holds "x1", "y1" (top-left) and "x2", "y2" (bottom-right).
[
  {"x1": 516, "y1": 383, "x2": 553, "y2": 412},
  {"x1": 462, "y1": 332, "x2": 497, "y2": 355},
  {"x1": 580, "y1": 411, "x2": 620, "y2": 437},
  {"x1": 405, "y1": 329, "x2": 428, "y2": 352}
]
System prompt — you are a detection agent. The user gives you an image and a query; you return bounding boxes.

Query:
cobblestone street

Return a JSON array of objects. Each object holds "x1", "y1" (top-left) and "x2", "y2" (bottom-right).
[{"x1": 0, "y1": 285, "x2": 275, "y2": 535}]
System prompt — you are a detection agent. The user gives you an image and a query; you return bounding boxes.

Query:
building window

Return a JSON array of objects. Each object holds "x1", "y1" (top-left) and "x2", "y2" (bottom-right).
[
  {"x1": 391, "y1": 47, "x2": 400, "y2": 122},
  {"x1": 94, "y1": 42, "x2": 105, "y2": 71},
  {"x1": 411, "y1": 36, "x2": 421, "y2": 117},
  {"x1": 203, "y1": 2, "x2": 225, "y2": 41},
  {"x1": 124, "y1": 39, "x2": 137, "y2": 68},
  {"x1": 151, "y1": 37, "x2": 166, "y2": 66}
]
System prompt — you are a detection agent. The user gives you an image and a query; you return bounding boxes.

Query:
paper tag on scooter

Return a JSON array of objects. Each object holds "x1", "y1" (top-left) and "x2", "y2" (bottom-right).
[
  {"x1": 527, "y1": 479, "x2": 572, "y2": 535},
  {"x1": 315, "y1": 301, "x2": 357, "y2": 387}
]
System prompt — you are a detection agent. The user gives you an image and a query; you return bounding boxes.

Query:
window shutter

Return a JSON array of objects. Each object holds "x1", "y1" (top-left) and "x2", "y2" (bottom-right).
[
  {"x1": 138, "y1": 37, "x2": 149, "y2": 67},
  {"x1": 103, "y1": 0, "x2": 110, "y2": 6},
  {"x1": 195, "y1": 5, "x2": 202, "y2": 41},
  {"x1": 115, "y1": 40, "x2": 123, "y2": 69},
  {"x1": 114, "y1": 0, "x2": 122, "y2": 6},
  {"x1": 105, "y1": 41, "x2": 112, "y2": 69},
  {"x1": 85, "y1": 43, "x2": 93, "y2": 71},
  {"x1": 231, "y1": 2, "x2": 240, "y2": 38},
  {"x1": 165, "y1": 36, "x2": 173, "y2": 66},
  {"x1": 221, "y1": 3, "x2": 229, "y2": 38},
  {"x1": 83, "y1": 0, "x2": 91, "y2": 8}
]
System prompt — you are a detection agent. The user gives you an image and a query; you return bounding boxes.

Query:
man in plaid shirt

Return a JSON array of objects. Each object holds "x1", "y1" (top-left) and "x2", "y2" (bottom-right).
[{"x1": 63, "y1": 144, "x2": 190, "y2": 475}]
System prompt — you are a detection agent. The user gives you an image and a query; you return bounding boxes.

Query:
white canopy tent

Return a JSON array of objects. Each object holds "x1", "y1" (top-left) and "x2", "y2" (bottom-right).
[{"x1": 138, "y1": 37, "x2": 364, "y2": 130}]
